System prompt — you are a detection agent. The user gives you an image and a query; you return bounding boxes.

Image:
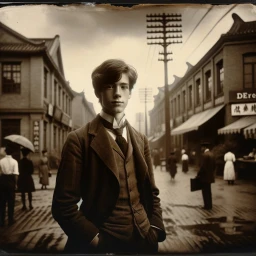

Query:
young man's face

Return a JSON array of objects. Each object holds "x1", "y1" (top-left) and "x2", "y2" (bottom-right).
[{"x1": 100, "y1": 73, "x2": 131, "y2": 118}]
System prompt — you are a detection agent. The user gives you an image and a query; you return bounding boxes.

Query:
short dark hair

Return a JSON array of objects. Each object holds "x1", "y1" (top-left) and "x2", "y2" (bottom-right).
[
  {"x1": 91, "y1": 59, "x2": 138, "y2": 98},
  {"x1": 5, "y1": 146, "x2": 14, "y2": 155},
  {"x1": 21, "y1": 148, "x2": 30, "y2": 157}
]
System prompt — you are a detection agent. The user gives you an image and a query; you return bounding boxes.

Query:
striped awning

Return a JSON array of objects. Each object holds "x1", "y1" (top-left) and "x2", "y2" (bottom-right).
[
  {"x1": 171, "y1": 105, "x2": 224, "y2": 135},
  {"x1": 244, "y1": 122, "x2": 256, "y2": 137},
  {"x1": 218, "y1": 116, "x2": 256, "y2": 135}
]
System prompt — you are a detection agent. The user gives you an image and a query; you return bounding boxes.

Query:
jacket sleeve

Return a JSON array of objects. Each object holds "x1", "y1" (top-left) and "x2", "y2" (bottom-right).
[
  {"x1": 143, "y1": 135, "x2": 166, "y2": 242},
  {"x1": 51, "y1": 130, "x2": 99, "y2": 244}
]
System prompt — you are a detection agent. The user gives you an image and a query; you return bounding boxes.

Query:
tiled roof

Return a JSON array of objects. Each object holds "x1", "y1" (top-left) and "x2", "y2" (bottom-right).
[
  {"x1": 30, "y1": 38, "x2": 55, "y2": 51},
  {"x1": 227, "y1": 13, "x2": 256, "y2": 35},
  {"x1": 0, "y1": 43, "x2": 45, "y2": 52}
]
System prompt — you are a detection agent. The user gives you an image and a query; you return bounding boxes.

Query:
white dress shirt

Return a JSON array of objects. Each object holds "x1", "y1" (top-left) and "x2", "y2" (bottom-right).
[
  {"x1": 0, "y1": 155, "x2": 19, "y2": 175},
  {"x1": 100, "y1": 110, "x2": 127, "y2": 141}
]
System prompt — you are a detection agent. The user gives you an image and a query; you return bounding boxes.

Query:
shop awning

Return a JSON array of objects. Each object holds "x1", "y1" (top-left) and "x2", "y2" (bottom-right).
[
  {"x1": 218, "y1": 116, "x2": 256, "y2": 135},
  {"x1": 171, "y1": 105, "x2": 224, "y2": 136},
  {"x1": 244, "y1": 122, "x2": 256, "y2": 137}
]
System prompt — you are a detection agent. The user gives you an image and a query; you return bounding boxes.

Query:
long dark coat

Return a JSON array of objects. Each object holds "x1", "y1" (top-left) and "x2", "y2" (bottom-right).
[
  {"x1": 52, "y1": 115, "x2": 166, "y2": 252},
  {"x1": 167, "y1": 154, "x2": 177, "y2": 178},
  {"x1": 197, "y1": 150, "x2": 216, "y2": 183},
  {"x1": 18, "y1": 157, "x2": 35, "y2": 192}
]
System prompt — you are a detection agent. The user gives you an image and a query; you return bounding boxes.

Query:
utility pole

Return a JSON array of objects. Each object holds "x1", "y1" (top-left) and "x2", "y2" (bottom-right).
[
  {"x1": 139, "y1": 88, "x2": 152, "y2": 136},
  {"x1": 146, "y1": 13, "x2": 182, "y2": 159}
]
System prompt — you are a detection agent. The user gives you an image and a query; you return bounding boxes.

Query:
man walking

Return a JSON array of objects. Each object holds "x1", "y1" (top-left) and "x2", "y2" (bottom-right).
[
  {"x1": 52, "y1": 59, "x2": 166, "y2": 254},
  {"x1": 196, "y1": 142, "x2": 216, "y2": 210},
  {"x1": 0, "y1": 145, "x2": 19, "y2": 226}
]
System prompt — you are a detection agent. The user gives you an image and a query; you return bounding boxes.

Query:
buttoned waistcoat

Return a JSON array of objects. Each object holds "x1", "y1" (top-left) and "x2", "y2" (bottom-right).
[{"x1": 52, "y1": 115, "x2": 166, "y2": 251}]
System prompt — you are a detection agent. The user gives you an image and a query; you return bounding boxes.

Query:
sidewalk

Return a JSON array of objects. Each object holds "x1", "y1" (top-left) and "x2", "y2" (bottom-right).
[
  {"x1": 155, "y1": 164, "x2": 256, "y2": 253},
  {"x1": 0, "y1": 165, "x2": 255, "y2": 254}
]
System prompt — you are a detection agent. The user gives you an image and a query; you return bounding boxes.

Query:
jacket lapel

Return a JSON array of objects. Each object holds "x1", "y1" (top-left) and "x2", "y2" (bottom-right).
[
  {"x1": 89, "y1": 115, "x2": 120, "y2": 183},
  {"x1": 126, "y1": 122, "x2": 148, "y2": 181}
]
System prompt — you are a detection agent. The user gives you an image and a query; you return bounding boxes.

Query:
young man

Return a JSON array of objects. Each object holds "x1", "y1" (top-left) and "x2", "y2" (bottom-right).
[
  {"x1": 0, "y1": 145, "x2": 19, "y2": 226},
  {"x1": 196, "y1": 142, "x2": 216, "y2": 210},
  {"x1": 52, "y1": 59, "x2": 166, "y2": 254}
]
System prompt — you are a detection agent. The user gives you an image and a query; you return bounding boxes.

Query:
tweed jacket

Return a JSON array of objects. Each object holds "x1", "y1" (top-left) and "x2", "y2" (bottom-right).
[
  {"x1": 52, "y1": 115, "x2": 166, "y2": 248},
  {"x1": 197, "y1": 150, "x2": 216, "y2": 184}
]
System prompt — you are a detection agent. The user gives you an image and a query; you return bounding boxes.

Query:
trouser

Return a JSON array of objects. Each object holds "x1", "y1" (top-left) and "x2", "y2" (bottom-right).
[
  {"x1": 0, "y1": 175, "x2": 16, "y2": 225},
  {"x1": 201, "y1": 182, "x2": 212, "y2": 209},
  {"x1": 21, "y1": 192, "x2": 32, "y2": 207},
  {"x1": 65, "y1": 228, "x2": 158, "y2": 254}
]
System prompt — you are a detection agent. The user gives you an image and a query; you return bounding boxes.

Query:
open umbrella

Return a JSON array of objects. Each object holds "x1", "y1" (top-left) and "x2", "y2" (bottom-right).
[{"x1": 4, "y1": 135, "x2": 35, "y2": 153}]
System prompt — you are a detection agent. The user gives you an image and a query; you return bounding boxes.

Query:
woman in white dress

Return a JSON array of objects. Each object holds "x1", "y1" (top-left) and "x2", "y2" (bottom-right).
[{"x1": 223, "y1": 151, "x2": 236, "y2": 185}]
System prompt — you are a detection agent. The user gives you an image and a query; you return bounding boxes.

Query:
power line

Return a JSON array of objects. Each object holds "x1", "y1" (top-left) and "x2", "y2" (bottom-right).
[
  {"x1": 181, "y1": 6, "x2": 214, "y2": 49},
  {"x1": 187, "y1": 4, "x2": 238, "y2": 60}
]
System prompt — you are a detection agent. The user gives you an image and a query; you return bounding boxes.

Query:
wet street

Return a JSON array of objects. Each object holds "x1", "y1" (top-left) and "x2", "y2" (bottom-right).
[{"x1": 0, "y1": 164, "x2": 256, "y2": 254}]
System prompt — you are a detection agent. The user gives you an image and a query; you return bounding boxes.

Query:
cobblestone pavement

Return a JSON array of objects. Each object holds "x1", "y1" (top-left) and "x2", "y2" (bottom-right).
[{"x1": 0, "y1": 164, "x2": 256, "y2": 254}]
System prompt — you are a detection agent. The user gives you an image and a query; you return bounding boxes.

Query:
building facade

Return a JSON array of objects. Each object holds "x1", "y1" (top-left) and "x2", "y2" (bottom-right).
[
  {"x1": 149, "y1": 13, "x2": 256, "y2": 160},
  {"x1": 72, "y1": 91, "x2": 96, "y2": 130},
  {"x1": 0, "y1": 22, "x2": 95, "y2": 162}
]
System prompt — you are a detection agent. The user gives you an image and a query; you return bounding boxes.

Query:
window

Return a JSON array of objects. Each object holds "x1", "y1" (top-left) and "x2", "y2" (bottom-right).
[
  {"x1": 2, "y1": 63, "x2": 21, "y2": 94},
  {"x1": 54, "y1": 126, "x2": 57, "y2": 149},
  {"x1": 66, "y1": 95, "x2": 69, "y2": 113},
  {"x1": 54, "y1": 80, "x2": 58, "y2": 105},
  {"x1": 244, "y1": 54, "x2": 256, "y2": 89},
  {"x1": 205, "y1": 70, "x2": 212, "y2": 101},
  {"x1": 44, "y1": 68, "x2": 48, "y2": 98},
  {"x1": 177, "y1": 95, "x2": 180, "y2": 115},
  {"x1": 44, "y1": 121, "x2": 47, "y2": 150},
  {"x1": 174, "y1": 98, "x2": 176, "y2": 117},
  {"x1": 216, "y1": 60, "x2": 224, "y2": 95},
  {"x1": 182, "y1": 90, "x2": 186, "y2": 112},
  {"x1": 58, "y1": 86, "x2": 62, "y2": 107},
  {"x1": 63, "y1": 91, "x2": 65, "y2": 110},
  {"x1": 196, "y1": 78, "x2": 201, "y2": 105},
  {"x1": 188, "y1": 85, "x2": 192, "y2": 108}
]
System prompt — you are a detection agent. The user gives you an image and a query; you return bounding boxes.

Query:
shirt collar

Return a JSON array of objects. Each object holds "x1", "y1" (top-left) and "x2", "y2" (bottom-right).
[{"x1": 100, "y1": 110, "x2": 126, "y2": 129}]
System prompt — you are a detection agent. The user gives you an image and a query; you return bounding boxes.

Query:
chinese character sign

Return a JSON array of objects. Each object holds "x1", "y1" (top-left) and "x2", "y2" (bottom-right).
[
  {"x1": 33, "y1": 121, "x2": 40, "y2": 152},
  {"x1": 231, "y1": 103, "x2": 256, "y2": 116}
]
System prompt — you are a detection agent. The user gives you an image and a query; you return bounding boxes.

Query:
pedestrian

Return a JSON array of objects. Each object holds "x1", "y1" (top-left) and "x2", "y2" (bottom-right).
[
  {"x1": 52, "y1": 59, "x2": 166, "y2": 254},
  {"x1": 38, "y1": 149, "x2": 50, "y2": 190},
  {"x1": 18, "y1": 148, "x2": 35, "y2": 210},
  {"x1": 223, "y1": 149, "x2": 236, "y2": 185},
  {"x1": 195, "y1": 142, "x2": 216, "y2": 210},
  {"x1": 153, "y1": 148, "x2": 161, "y2": 170},
  {"x1": 181, "y1": 149, "x2": 189, "y2": 173},
  {"x1": 0, "y1": 145, "x2": 19, "y2": 226},
  {"x1": 167, "y1": 151, "x2": 177, "y2": 180}
]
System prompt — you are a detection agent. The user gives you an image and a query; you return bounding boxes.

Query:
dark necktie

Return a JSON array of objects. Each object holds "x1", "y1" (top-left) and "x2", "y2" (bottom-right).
[{"x1": 100, "y1": 117, "x2": 128, "y2": 155}]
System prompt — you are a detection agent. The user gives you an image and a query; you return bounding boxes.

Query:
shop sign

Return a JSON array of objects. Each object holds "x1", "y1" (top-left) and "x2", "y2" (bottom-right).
[
  {"x1": 231, "y1": 103, "x2": 256, "y2": 116},
  {"x1": 33, "y1": 121, "x2": 40, "y2": 152},
  {"x1": 229, "y1": 90, "x2": 256, "y2": 103},
  {"x1": 61, "y1": 112, "x2": 70, "y2": 126},
  {"x1": 48, "y1": 103, "x2": 53, "y2": 116},
  {"x1": 53, "y1": 105, "x2": 62, "y2": 121}
]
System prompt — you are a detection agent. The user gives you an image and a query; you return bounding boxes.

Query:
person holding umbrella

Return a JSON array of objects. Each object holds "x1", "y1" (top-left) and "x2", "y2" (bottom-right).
[
  {"x1": 0, "y1": 145, "x2": 19, "y2": 226},
  {"x1": 18, "y1": 148, "x2": 35, "y2": 210}
]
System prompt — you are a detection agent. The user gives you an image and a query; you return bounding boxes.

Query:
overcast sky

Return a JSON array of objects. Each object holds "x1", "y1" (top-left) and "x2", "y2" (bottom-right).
[{"x1": 0, "y1": 4, "x2": 255, "y2": 130}]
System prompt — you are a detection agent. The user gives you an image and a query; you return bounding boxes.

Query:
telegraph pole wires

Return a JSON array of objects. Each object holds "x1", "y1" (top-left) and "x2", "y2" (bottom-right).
[{"x1": 146, "y1": 13, "x2": 182, "y2": 160}]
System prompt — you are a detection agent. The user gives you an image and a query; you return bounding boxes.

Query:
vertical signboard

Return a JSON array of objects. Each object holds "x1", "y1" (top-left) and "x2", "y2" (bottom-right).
[{"x1": 33, "y1": 121, "x2": 40, "y2": 153}]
